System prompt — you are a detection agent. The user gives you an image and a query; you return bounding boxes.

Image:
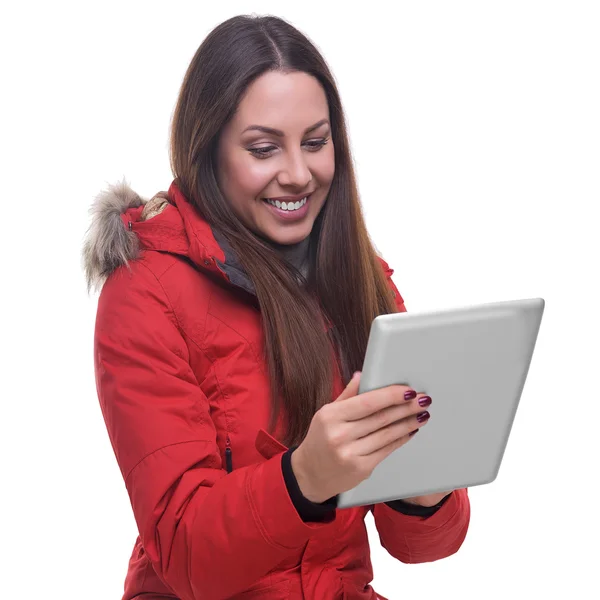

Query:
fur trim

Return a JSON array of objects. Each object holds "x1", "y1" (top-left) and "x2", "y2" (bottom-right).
[
  {"x1": 81, "y1": 178, "x2": 146, "y2": 294},
  {"x1": 141, "y1": 193, "x2": 169, "y2": 220}
]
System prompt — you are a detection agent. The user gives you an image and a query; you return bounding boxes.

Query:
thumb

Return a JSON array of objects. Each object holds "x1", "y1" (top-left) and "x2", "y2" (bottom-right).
[{"x1": 336, "y1": 371, "x2": 361, "y2": 401}]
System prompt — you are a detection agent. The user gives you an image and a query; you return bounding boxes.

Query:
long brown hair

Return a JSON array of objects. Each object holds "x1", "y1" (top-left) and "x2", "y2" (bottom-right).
[{"x1": 168, "y1": 14, "x2": 399, "y2": 448}]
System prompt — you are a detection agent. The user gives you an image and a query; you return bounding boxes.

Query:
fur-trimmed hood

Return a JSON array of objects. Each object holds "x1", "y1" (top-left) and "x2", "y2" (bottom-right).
[{"x1": 81, "y1": 179, "x2": 173, "y2": 293}]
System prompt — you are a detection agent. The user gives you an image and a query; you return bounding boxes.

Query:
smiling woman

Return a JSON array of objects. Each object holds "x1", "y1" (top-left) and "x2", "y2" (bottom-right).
[{"x1": 83, "y1": 12, "x2": 470, "y2": 600}]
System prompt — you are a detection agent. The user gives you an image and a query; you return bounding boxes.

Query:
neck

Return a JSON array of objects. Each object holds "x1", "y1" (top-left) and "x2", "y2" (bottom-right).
[{"x1": 266, "y1": 235, "x2": 311, "y2": 278}]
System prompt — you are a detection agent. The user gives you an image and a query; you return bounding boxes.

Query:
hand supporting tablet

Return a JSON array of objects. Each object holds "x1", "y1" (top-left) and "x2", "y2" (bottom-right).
[{"x1": 290, "y1": 371, "x2": 439, "y2": 505}]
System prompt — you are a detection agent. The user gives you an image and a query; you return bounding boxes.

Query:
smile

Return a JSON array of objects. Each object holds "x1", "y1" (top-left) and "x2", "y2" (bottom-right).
[{"x1": 263, "y1": 196, "x2": 308, "y2": 211}]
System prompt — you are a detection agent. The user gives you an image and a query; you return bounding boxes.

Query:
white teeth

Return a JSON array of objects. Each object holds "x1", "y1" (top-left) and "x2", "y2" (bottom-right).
[{"x1": 265, "y1": 196, "x2": 308, "y2": 211}]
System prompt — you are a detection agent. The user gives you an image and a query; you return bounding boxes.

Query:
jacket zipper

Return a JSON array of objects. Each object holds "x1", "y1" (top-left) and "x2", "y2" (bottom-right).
[{"x1": 225, "y1": 434, "x2": 233, "y2": 473}]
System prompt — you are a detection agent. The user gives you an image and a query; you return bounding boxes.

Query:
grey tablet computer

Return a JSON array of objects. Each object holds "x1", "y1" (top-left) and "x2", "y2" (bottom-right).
[{"x1": 336, "y1": 297, "x2": 544, "y2": 510}]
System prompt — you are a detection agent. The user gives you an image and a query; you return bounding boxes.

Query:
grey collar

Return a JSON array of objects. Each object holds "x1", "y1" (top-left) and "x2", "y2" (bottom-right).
[{"x1": 211, "y1": 228, "x2": 311, "y2": 297}]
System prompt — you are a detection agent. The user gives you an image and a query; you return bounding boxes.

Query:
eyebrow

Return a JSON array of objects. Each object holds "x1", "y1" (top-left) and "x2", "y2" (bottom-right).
[{"x1": 242, "y1": 118, "x2": 330, "y2": 137}]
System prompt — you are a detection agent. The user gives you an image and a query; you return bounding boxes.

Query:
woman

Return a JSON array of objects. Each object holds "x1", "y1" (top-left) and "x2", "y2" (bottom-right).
[{"x1": 82, "y1": 14, "x2": 470, "y2": 600}]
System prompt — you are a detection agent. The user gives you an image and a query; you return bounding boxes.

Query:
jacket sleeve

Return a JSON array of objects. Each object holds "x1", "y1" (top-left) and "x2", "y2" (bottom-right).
[
  {"x1": 282, "y1": 446, "x2": 339, "y2": 521},
  {"x1": 93, "y1": 260, "x2": 339, "y2": 600},
  {"x1": 370, "y1": 257, "x2": 471, "y2": 563}
]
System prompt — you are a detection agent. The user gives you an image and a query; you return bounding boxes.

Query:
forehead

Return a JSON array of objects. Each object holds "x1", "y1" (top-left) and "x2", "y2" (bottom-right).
[{"x1": 231, "y1": 71, "x2": 329, "y2": 135}]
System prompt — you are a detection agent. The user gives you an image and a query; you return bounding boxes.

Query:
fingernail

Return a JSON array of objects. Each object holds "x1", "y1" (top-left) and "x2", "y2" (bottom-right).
[
  {"x1": 404, "y1": 390, "x2": 417, "y2": 401},
  {"x1": 418, "y1": 396, "x2": 432, "y2": 407},
  {"x1": 353, "y1": 371, "x2": 361, "y2": 380},
  {"x1": 416, "y1": 411, "x2": 430, "y2": 423},
  {"x1": 409, "y1": 429, "x2": 419, "y2": 436}
]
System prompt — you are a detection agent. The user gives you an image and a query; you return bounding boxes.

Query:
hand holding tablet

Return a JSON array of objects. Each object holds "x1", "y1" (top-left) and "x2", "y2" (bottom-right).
[{"x1": 290, "y1": 370, "x2": 438, "y2": 505}]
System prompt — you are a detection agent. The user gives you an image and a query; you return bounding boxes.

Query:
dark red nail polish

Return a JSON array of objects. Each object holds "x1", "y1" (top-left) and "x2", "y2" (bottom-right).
[
  {"x1": 409, "y1": 429, "x2": 418, "y2": 436},
  {"x1": 417, "y1": 411, "x2": 430, "y2": 423},
  {"x1": 404, "y1": 390, "x2": 417, "y2": 400},
  {"x1": 418, "y1": 396, "x2": 432, "y2": 407}
]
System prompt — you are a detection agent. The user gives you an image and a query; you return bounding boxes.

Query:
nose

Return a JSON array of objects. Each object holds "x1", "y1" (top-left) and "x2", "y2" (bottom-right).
[{"x1": 277, "y1": 148, "x2": 313, "y2": 189}]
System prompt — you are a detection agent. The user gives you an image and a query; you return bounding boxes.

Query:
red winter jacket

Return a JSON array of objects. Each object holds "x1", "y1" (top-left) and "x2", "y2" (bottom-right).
[{"x1": 85, "y1": 179, "x2": 470, "y2": 600}]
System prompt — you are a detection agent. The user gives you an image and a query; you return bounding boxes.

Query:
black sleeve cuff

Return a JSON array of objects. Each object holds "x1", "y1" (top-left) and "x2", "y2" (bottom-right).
[
  {"x1": 281, "y1": 446, "x2": 450, "y2": 519},
  {"x1": 384, "y1": 493, "x2": 452, "y2": 517},
  {"x1": 281, "y1": 446, "x2": 337, "y2": 522}
]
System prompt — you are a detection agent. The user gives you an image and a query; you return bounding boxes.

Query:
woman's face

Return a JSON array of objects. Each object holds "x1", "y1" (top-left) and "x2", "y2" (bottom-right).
[{"x1": 216, "y1": 70, "x2": 335, "y2": 245}]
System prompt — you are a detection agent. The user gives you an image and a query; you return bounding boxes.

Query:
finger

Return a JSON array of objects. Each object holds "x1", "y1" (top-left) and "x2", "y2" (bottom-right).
[
  {"x1": 350, "y1": 399, "x2": 425, "y2": 440},
  {"x1": 341, "y1": 383, "x2": 415, "y2": 422},
  {"x1": 351, "y1": 411, "x2": 427, "y2": 456},
  {"x1": 334, "y1": 371, "x2": 362, "y2": 402}
]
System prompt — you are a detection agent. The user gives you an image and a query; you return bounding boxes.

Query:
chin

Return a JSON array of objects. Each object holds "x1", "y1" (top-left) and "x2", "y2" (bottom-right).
[{"x1": 263, "y1": 225, "x2": 312, "y2": 246}]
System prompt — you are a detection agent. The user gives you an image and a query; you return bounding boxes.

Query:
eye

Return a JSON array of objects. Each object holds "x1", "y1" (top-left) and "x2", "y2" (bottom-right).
[{"x1": 248, "y1": 137, "x2": 329, "y2": 159}]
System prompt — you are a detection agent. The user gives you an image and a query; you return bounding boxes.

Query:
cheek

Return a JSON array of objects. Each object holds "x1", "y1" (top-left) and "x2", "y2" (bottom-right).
[
  {"x1": 316, "y1": 146, "x2": 335, "y2": 184},
  {"x1": 233, "y1": 161, "x2": 273, "y2": 198}
]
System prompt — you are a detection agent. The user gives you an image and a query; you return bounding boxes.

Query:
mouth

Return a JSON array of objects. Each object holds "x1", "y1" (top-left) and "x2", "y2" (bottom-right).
[{"x1": 261, "y1": 192, "x2": 312, "y2": 211}]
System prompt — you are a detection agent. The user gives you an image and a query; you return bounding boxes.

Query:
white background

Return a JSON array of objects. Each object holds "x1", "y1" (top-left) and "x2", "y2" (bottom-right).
[{"x1": 1, "y1": 1, "x2": 598, "y2": 598}]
